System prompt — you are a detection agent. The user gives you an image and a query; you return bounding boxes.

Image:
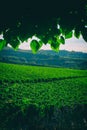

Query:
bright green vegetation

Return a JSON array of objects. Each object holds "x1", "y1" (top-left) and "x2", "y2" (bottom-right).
[
  {"x1": 0, "y1": 62, "x2": 87, "y2": 82},
  {"x1": 0, "y1": 62, "x2": 87, "y2": 129},
  {"x1": 0, "y1": 62, "x2": 87, "y2": 109}
]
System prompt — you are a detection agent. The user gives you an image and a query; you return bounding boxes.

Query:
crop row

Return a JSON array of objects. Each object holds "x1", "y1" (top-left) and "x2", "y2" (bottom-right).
[
  {"x1": 0, "y1": 63, "x2": 87, "y2": 82},
  {"x1": 0, "y1": 77, "x2": 87, "y2": 110}
]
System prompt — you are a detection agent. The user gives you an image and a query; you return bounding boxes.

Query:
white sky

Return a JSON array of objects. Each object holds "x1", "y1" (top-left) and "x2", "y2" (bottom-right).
[{"x1": 19, "y1": 36, "x2": 87, "y2": 53}]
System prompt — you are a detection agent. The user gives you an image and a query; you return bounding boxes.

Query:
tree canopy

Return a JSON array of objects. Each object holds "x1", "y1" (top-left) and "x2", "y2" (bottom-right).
[{"x1": 0, "y1": 0, "x2": 87, "y2": 52}]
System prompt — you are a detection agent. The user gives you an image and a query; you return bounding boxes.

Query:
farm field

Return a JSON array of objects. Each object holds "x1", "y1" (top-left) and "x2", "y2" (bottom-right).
[{"x1": 0, "y1": 62, "x2": 87, "y2": 130}]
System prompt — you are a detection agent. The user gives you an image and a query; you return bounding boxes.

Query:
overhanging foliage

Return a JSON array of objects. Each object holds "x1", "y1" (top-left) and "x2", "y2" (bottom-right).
[{"x1": 0, "y1": 0, "x2": 87, "y2": 52}]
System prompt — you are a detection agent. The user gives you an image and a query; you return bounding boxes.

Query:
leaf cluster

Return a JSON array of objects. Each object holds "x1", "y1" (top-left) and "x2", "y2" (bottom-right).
[{"x1": 0, "y1": 0, "x2": 87, "y2": 52}]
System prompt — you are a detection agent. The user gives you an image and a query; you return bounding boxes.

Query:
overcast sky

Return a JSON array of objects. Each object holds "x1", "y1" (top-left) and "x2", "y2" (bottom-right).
[{"x1": 19, "y1": 36, "x2": 87, "y2": 53}]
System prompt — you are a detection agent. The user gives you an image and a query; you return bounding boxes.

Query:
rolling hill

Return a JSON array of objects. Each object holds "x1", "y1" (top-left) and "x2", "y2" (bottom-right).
[{"x1": 0, "y1": 47, "x2": 87, "y2": 69}]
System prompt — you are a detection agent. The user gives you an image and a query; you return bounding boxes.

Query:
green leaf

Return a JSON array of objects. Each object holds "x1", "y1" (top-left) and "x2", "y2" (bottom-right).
[
  {"x1": 30, "y1": 40, "x2": 42, "y2": 53},
  {"x1": 74, "y1": 28, "x2": 80, "y2": 39},
  {"x1": 48, "y1": 39, "x2": 52, "y2": 44},
  {"x1": 51, "y1": 41, "x2": 60, "y2": 52},
  {"x1": 61, "y1": 26, "x2": 73, "y2": 39},
  {"x1": 65, "y1": 31, "x2": 73, "y2": 39},
  {"x1": 0, "y1": 39, "x2": 6, "y2": 50},
  {"x1": 41, "y1": 36, "x2": 48, "y2": 44},
  {"x1": 60, "y1": 36, "x2": 65, "y2": 44},
  {"x1": 39, "y1": 40, "x2": 43, "y2": 47},
  {"x1": 10, "y1": 38, "x2": 20, "y2": 50},
  {"x1": 22, "y1": 98, "x2": 30, "y2": 105}
]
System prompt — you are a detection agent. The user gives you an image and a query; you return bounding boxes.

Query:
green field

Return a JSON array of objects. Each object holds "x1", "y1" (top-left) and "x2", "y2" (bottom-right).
[{"x1": 0, "y1": 62, "x2": 87, "y2": 130}]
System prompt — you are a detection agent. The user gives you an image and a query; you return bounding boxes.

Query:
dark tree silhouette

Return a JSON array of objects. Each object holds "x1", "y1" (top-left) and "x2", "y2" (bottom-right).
[{"x1": 0, "y1": 0, "x2": 87, "y2": 52}]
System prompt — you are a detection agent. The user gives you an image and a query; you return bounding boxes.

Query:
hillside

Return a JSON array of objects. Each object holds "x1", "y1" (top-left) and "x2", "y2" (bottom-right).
[
  {"x1": 0, "y1": 47, "x2": 87, "y2": 69},
  {"x1": 0, "y1": 63, "x2": 87, "y2": 129}
]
